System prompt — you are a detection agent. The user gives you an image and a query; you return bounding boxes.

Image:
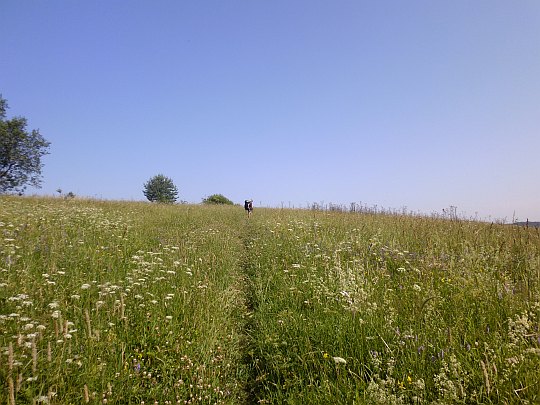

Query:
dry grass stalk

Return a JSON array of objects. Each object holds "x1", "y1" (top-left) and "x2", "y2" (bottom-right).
[
  {"x1": 8, "y1": 342, "x2": 14, "y2": 373},
  {"x1": 85, "y1": 308, "x2": 92, "y2": 337},
  {"x1": 120, "y1": 294, "x2": 125, "y2": 319},
  {"x1": 481, "y1": 360, "x2": 491, "y2": 395},
  {"x1": 47, "y1": 341, "x2": 52, "y2": 362},
  {"x1": 17, "y1": 373, "x2": 23, "y2": 392},
  {"x1": 8, "y1": 376, "x2": 15, "y2": 405},
  {"x1": 32, "y1": 338, "x2": 38, "y2": 374},
  {"x1": 84, "y1": 384, "x2": 90, "y2": 402}
]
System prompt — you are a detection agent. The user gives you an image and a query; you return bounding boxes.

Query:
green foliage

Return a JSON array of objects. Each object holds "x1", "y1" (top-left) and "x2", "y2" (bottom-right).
[
  {"x1": 143, "y1": 174, "x2": 178, "y2": 203},
  {"x1": 202, "y1": 193, "x2": 234, "y2": 205},
  {"x1": 0, "y1": 95, "x2": 51, "y2": 194}
]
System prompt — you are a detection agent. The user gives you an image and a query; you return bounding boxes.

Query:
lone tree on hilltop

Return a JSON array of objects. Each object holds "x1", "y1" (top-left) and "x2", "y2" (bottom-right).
[
  {"x1": 0, "y1": 96, "x2": 51, "y2": 194},
  {"x1": 202, "y1": 194, "x2": 234, "y2": 205},
  {"x1": 143, "y1": 174, "x2": 178, "y2": 203}
]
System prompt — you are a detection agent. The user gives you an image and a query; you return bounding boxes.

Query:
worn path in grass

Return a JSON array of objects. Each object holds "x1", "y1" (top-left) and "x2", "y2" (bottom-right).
[{"x1": 237, "y1": 216, "x2": 263, "y2": 404}]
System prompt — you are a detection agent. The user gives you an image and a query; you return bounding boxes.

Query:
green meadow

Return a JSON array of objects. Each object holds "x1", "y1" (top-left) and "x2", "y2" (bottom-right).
[{"x1": 1, "y1": 196, "x2": 539, "y2": 404}]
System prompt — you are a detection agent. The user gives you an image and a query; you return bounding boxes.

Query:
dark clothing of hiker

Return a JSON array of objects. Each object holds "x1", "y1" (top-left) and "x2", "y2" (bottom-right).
[{"x1": 244, "y1": 200, "x2": 253, "y2": 216}]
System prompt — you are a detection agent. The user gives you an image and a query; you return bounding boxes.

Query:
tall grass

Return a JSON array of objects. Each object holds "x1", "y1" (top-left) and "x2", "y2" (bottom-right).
[
  {"x1": 1, "y1": 197, "x2": 248, "y2": 404},
  {"x1": 1, "y1": 197, "x2": 539, "y2": 404},
  {"x1": 244, "y1": 210, "x2": 540, "y2": 404}
]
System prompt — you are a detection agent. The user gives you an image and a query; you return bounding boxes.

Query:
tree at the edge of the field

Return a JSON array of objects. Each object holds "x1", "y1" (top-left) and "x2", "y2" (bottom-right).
[
  {"x1": 143, "y1": 174, "x2": 179, "y2": 203},
  {"x1": 0, "y1": 96, "x2": 51, "y2": 194}
]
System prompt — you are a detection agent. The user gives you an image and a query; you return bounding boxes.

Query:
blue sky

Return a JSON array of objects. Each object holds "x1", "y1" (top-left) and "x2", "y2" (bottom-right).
[{"x1": 1, "y1": 1, "x2": 539, "y2": 221}]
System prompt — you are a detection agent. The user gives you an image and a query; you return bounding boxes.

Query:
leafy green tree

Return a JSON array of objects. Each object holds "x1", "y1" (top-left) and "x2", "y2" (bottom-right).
[
  {"x1": 0, "y1": 96, "x2": 51, "y2": 194},
  {"x1": 143, "y1": 174, "x2": 178, "y2": 203},
  {"x1": 202, "y1": 194, "x2": 234, "y2": 205}
]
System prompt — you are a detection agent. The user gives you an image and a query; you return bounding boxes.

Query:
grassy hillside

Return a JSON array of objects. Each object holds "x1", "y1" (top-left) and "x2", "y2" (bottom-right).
[{"x1": 1, "y1": 197, "x2": 539, "y2": 404}]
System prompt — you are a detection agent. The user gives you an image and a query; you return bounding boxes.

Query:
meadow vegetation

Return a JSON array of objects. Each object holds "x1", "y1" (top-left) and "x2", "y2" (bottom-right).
[{"x1": 1, "y1": 196, "x2": 539, "y2": 404}]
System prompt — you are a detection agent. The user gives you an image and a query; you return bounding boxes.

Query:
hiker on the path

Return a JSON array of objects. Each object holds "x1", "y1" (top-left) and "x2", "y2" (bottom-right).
[{"x1": 244, "y1": 199, "x2": 253, "y2": 217}]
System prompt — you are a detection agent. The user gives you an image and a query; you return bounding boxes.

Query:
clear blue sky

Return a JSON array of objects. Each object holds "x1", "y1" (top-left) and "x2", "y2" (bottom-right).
[{"x1": 1, "y1": 1, "x2": 539, "y2": 221}]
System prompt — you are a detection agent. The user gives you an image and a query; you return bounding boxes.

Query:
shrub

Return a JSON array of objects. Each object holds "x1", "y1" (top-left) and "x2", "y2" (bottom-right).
[{"x1": 202, "y1": 194, "x2": 234, "y2": 205}]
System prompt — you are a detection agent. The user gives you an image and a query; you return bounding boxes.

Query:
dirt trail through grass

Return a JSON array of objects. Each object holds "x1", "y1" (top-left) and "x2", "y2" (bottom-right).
[{"x1": 238, "y1": 218, "x2": 264, "y2": 404}]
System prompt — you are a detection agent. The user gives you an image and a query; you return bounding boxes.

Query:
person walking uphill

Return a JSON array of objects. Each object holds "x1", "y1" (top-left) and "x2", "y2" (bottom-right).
[{"x1": 244, "y1": 199, "x2": 253, "y2": 217}]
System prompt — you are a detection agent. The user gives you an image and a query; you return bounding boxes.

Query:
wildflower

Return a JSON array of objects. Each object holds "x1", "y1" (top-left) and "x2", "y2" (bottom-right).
[
  {"x1": 323, "y1": 352, "x2": 329, "y2": 359},
  {"x1": 166, "y1": 316, "x2": 173, "y2": 320},
  {"x1": 51, "y1": 310, "x2": 61, "y2": 318},
  {"x1": 332, "y1": 356, "x2": 347, "y2": 364},
  {"x1": 81, "y1": 284, "x2": 91, "y2": 290},
  {"x1": 413, "y1": 284, "x2": 421, "y2": 292}
]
